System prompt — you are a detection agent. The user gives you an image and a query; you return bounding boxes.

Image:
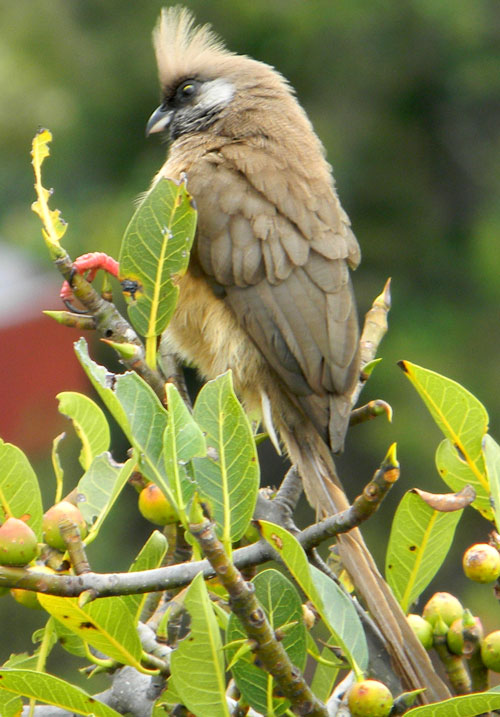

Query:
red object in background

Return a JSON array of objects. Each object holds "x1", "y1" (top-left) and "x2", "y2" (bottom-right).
[{"x1": 0, "y1": 246, "x2": 91, "y2": 455}]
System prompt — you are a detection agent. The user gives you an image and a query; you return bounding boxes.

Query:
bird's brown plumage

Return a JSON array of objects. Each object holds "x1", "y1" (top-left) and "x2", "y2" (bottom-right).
[
  {"x1": 150, "y1": 8, "x2": 360, "y2": 470},
  {"x1": 147, "y1": 8, "x2": 450, "y2": 700}
]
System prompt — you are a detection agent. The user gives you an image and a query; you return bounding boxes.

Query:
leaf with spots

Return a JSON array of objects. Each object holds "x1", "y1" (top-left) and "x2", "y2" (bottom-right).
[
  {"x1": 37, "y1": 595, "x2": 144, "y2": 670},
  {"x1": 192, "y1": 371, "x2": 259, "y2": 550},
  {"x1": 0, "y1": 669, "x2": 121, "y2": 716},
  {"x1": 385, "y1": 490, "x2": 463, "y2": 613},
  {"x1": 118, "y1": 176, "x2": 197, "y2": 347},
  {"x1": 259, "y1": 521, "x2": 368, "y2": 673},
  {"x1": 436, "y1": 438, "x2": 492, "y2": 520},
  {"x1": 0, "y1": 439, "x2": 43, "y2": 538}
]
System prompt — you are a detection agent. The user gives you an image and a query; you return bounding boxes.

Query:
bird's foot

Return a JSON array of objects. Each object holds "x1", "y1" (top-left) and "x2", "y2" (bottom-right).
[{"x1": 60, "y1": 251, "x2": 119, "y2": 312}]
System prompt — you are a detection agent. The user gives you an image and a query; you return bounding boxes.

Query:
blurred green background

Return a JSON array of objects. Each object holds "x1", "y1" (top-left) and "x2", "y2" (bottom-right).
[{"x1": 1, "y1": 0, "x2": 499, "y2": 684}]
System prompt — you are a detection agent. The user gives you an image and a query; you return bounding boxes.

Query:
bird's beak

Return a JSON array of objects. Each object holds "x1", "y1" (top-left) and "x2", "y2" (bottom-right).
[{"x1": 145, "y1": 105, "x2": 173, "y2": 136}]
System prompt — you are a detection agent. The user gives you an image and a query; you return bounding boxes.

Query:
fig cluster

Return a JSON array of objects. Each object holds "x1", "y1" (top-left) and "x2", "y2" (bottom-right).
[{"x1": 0, "y1": 500, "x2": 88, "y2": 608}]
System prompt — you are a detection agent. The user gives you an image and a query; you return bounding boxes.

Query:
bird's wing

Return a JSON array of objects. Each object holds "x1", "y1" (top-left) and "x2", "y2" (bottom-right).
[{"x1": 187, "y1": 145, "x2": 360, "y2": 449}]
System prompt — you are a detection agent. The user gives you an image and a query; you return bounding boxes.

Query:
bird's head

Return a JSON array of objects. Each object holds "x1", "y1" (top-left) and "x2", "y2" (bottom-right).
[{"x1": 146, "y1": 6, "x2": 297, "y2": 142}]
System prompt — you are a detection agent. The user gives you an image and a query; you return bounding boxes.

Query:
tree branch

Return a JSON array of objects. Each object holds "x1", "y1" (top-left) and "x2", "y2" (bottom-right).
[
  {"x1": 189, "y1": 514, "x2": 329, "y2": 716},
  {"x1": 0, "y1": 455, "x2": 398, "y2": 598}
]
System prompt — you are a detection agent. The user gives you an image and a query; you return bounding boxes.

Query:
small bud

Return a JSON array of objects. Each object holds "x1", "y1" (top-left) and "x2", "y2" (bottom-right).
[
  {"x1": 347, "y1": 679, "x2": 393, "y2": 717},
  {"x1": 463, "y1": 543, "x2": 500, "y2": 583}
]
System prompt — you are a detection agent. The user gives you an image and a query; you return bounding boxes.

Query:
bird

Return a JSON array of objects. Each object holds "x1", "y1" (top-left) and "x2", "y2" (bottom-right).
[
  {"x1": 146, "y1": 6, "x2": 360, "y2": 514},
  {"x1": 145, "y1": 7, "x2": 449, "y2": 700}
]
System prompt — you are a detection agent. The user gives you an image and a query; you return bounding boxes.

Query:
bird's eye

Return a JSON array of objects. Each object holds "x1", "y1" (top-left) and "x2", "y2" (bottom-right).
[{"x1": 174, "y1": 80, "x2": 198, "y2": 104}]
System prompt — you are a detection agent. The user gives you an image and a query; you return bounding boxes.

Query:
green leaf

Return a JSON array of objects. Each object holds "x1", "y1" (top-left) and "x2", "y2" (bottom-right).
[
  {"x1": 53, "y1": 620, "x2": 87, "y2": 658},
  {"x1": 0, "y1": 439, "x2": 43, "y2": 538},
  {"x1": 75, "y1": 339, "x2": 133, "y2": 436},
  {"x1": 38, "y1": 595, "x2": 144, "y2": 671},
  {"x1": 226, "y1": 568, "x2": 306, "y2": 716},
  {"x1": 310, "y1": 638, "x2": 341, "y2": 703},
  {"x1": 0, "y1": 669, "x2": 121, "y2": 716},
  {"x1": 57, "y1": 392, "x2": 110, "y2": 471},
  {"x1": 484, "y1": 434, "x2": 500, "y2": 532},
  {"x1": 77, "y1": 455, "x2": 135, "y2": 538},
  {"x1": 2, "y1": 652, "x2": 39, "y2": 670},
  {"x1": 436, "y1": 438, "x2": 493, "y2": 519},
  {"x1": 122, "y1": 531, "x2": 168, "y2": 623},
  {"x1": 75, "y1": 339, "x2": 172, "y2": 501},
  {"x1": 405, "y1": 689, "x2": 500, "y2": 716},
  {"x1": 192, "y1": 372, "x2": 259, "y2": 548},
  {"x1": 399, "y1": 361, "x2": 489, "y2": 494},
  {"x1": 259, "y1": 521, "x2": 368, "y2": 673},
  {"x1": 119, "y1": 177, "x2": 197, "y2": 340},
  {"x1": 163, "y1": 382, "x2": 205, "y2": 517},
  {"x1": 170, "y1": 573, "x2": 229, "y2": 717},
  {"x1": 0, "y1": 689, "x2": 22, "y2": 717},
  {"x1": 385, "y1": 490, "x2": 463, "y2": 613}
]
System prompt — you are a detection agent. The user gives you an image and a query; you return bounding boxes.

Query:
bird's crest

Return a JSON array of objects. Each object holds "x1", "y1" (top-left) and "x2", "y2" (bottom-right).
[{"x1": 154, "y1": 6, "x2": 233, "y2": 88}]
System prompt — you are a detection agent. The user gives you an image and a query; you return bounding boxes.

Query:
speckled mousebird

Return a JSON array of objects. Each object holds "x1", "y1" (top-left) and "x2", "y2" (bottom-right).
[
  {"x1": 145, "y1": 8, "x2": 450, "y2": 699},
  {"x1": 146, "y1": 6, "x2": 359, "y2": 515}
]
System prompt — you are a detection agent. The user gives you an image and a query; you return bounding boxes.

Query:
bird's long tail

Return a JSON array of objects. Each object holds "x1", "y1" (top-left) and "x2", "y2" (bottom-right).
[{"x1": 283, "y1": 426, "x2": 450, "y2": 703}]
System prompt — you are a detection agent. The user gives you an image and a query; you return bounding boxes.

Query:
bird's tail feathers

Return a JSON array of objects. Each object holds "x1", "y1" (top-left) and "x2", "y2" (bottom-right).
[{"x1": 283, "y1": 424, "x2": 450, "y2": 702}]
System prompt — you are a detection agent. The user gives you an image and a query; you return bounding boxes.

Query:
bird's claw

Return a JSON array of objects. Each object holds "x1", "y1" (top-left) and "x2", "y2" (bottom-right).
[{"x1": 60, "y1": 252, "x2": 119, "y2": 311}]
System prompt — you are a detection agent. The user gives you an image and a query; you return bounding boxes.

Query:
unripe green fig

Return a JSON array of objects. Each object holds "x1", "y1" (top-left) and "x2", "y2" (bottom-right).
[
  {"x1": 407, "y1": 613, "x2": 433, "y2": 650},
  {"x1": 42, "y1": 501, "x2": 88, "y2": 551},
  {"x1": 138, "y1": 484, "x2": 178, "y2": 526},
  {"x1": 481, "y1": 630, "x2": 500, "y2": 672},
  {"x1": 347, "y1": 679, "x2": 393, "y2": 717},
  {"x1": 463, "y1": 543, "x2": 500, "y2": 583},
  {"x1": 447, "y1": 614, "x2": 483, "y2": 655},
  {"x1": 0, "y1": 517, "x2": 38, "y2": 566},
  {"x1": 422, "y1": 591, "x2": 464, "y2": 627},
  {"x1": 11, "y1": 564, "x2": 55, "y2": 609}
]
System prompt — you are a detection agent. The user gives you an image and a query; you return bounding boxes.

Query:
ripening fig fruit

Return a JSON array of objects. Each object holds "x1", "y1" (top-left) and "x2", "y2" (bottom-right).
[
  {"x1": 347, "y1": 679, "x2": 393, "y2": 717},
  {"x1": 138, "y1": 484, "x2": 179, "y2": 526},
  {"x1": 422, "y1": 592, "x2": 464, "y2": 627},
  {"x1": 447, "y1": 614, "x2": 483, "y2": 655},
  {"x1": 481, "y1": 630, "x2": 500, "y2": 672},
  {"x1": 463, "y1": 543, "x2": 500, "y2": 583},
  {"x1": 42, "y1": 501, "x2": 88, "y2": 551},
  {"x1": 0, "y1": 517, "x2": 38, "y2": 566},
  {"x1": 11, "y1": 564, "x2": 55, "y2": 610},
  {"x1": 407, "y1": 613, "x2": 433, "y2": 650}
]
